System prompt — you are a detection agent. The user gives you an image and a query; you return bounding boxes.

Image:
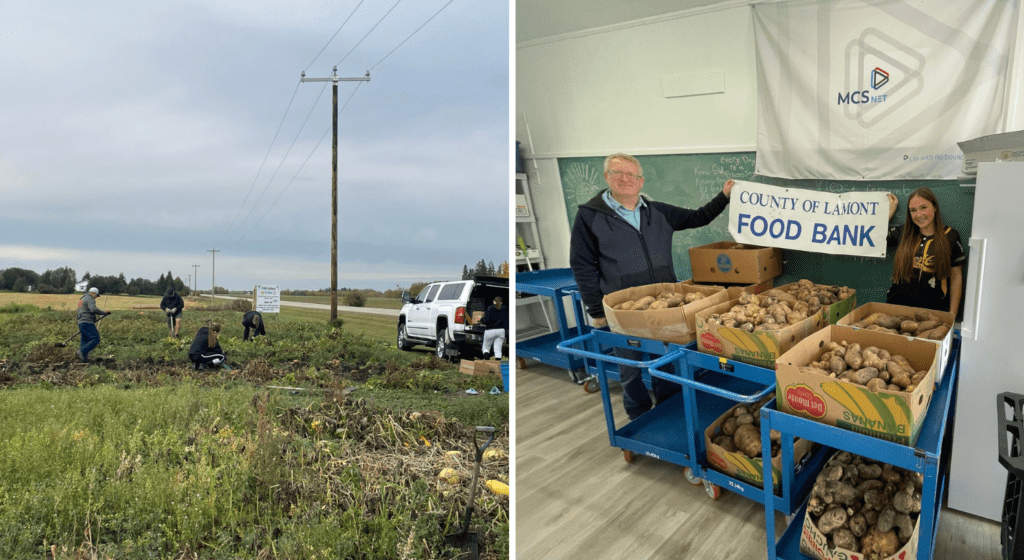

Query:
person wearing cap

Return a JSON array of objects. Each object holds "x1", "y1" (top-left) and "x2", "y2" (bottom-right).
[
  {"x1": 159, "y1": 286, "x2": 184, "y2": 338},
  {"x1": 241, "y1": 310, "x2": 266, "y2": 341},
  {"x1": 188, "y1": 322, "x2": 226, "y2": 370},
  {"x1": 480, "y1": 296, "x2": 508, "y2": 360},
  {"x1": 76, "y1": 287, "x2": 110, "y2": 363}
]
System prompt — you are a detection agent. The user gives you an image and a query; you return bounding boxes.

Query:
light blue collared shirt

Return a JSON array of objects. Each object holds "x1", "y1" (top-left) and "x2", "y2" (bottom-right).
[{"x1": 602, "y1": 190, "x2": 645, "y2": 230}]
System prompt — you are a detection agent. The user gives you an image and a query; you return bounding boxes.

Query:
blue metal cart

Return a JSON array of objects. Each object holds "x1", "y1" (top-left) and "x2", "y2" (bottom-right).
[
  {"x1": 760, "y1": 335, "x2": 961, "y2": 560},
  {"x1": 558, "y1": 329, "x2": 825, "y2": 509},
  {"x1": 653, "y1": 349, "x2": 830, "y2": 508},
  {"x1": 515, "y1": 268, "x2": 588, "y2": 374}
]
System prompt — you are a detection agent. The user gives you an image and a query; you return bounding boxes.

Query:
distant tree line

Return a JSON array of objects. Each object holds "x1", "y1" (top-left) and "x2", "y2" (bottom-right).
[
  {"x1": 0, "y1": 267, "x2": 190, "y2": 297},
  {"x1": 462, "y1": 259, "x2": 510, "y2": 280}
]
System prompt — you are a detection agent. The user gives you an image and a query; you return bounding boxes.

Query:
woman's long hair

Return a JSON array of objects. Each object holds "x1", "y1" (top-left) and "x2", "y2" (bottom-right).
[
  {"x1": 892, "y1": 188, "x2": 951, "y2": 284},
  {"x1": 208, "y1": 323, "x2": 221, "y2": 348}
]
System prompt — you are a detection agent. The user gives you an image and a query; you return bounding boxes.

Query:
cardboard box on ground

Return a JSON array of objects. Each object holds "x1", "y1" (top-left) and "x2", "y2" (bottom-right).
[
  {"x1": 460, "y1": 359, "x2": 501, "y2": 376},
  {"x1": 775, "y1": 325, "x2": 939, "y2": 446},
  {"x1": 704, "y1": 395, "x2": 815, "y2": 491},
  {"x1": 601, "y1": 282, "x2": 729, "y2": 345},
  {"x1": 836, "y1": 302, "x2": 954, "y2": 383},
  {"x1": 689, "y1": 242, "x2": 783, "y2": 284}
]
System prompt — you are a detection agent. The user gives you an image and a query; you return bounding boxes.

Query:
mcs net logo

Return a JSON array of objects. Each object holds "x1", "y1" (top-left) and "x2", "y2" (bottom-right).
[
  {"x1": 837, "y1": 66, "x2": 889, "y2": 105},
  {"x1": 836, "y1": 28, "x2": 925, "y2": 126}
]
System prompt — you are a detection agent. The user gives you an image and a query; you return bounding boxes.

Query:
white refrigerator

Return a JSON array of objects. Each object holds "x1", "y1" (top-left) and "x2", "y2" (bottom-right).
[{"x1": 948, "y1": 161, "x2": 1024, "y2": 521}]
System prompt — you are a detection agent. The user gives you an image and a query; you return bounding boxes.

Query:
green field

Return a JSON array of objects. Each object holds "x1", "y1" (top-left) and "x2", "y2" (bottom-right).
[{"x1": 0, "y1": 294, "x2": 508, "y2": 559}]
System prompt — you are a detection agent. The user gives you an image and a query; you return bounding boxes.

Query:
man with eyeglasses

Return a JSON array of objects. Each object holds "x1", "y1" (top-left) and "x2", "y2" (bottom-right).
[{"x1": 569, "y1": 152, "x2": 734, "y2": 420}]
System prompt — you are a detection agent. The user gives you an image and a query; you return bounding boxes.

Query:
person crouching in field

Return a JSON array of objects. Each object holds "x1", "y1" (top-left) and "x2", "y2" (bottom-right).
[
  {"x1": 188, "y1": 322, "x2": 225, "y2": 370},
  {"x1": 242, "y1": 310, "x2": 266, "y2": 341},
  {"x1": 160, "y1": 286, "x2": 184, "y2": 338}
]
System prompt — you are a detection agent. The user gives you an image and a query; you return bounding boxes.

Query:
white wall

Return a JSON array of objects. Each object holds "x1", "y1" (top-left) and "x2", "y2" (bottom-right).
[{"x1": 516, "y1": 6, "x2": 758, "y2": 264}]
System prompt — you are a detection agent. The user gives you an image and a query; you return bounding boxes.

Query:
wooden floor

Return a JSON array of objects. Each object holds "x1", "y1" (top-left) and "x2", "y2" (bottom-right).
[{"x1": 514, "y1": 360, "x2": 1002, "y2": 560}]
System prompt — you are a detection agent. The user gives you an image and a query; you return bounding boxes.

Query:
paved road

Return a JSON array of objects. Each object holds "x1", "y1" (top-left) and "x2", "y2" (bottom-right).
[{"x1": 212, "y1": 295, "x2": 400, "y2": 317}]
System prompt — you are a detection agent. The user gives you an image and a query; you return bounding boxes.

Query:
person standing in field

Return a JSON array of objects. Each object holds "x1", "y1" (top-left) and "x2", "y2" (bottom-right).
[
  {"x1": 242, "y1": 310, "x2": 266, "y2": 341},
  {"x1": 188, "y1": 322, "x2": 226, "y2": 370},
  {"x1": 160, "y1": 286, "x2": 184, "y2": 338},
  {"x1": 77, "y1": 287, "x2": 110, "y2": 364}
]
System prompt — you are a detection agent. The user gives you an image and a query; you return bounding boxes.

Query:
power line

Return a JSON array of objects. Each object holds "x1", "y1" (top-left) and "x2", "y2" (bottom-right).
[
  {"x1": 335, "y1": 0, "x2": 403, "y2": 68},
  {"x1": 220, "y1": 81, "x2": 302, "y2": 243},
  {"x1": 228, "y1": 82, "x2": 330, "y2": 240},
  {"x1": 305, "y1": 0, "x2": 367, "y2": 72},
  {"x1": 229, "y1": 82, "x2": 366, "y2": 247},
  {"x1": 370, "y1": 0, "x2": 456, "y2": 71}
]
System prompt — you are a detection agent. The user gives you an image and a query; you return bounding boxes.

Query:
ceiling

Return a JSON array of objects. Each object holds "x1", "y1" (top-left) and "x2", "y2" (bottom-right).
[{"x1": 516, "y1": 0, "x2": 739, "y2": 44}]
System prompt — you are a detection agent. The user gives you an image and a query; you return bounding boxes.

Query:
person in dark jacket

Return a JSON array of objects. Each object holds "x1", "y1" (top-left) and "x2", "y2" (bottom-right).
[
  {"x1": 569, "y1": 152, "x2": 734, "y2": 420},
  {"x1": 188, "y1": 322, "x2": 225, "y2": 370},
  {"x1": 480, "y1": 296, "x2": 508, "y2": 360},
  {"x1": 242, "y1": 310, "x2": 266, "y2": 341},
  {"x1": 159, "y1": 286, "x2": 184, "y2": 338},
  {"x1": 76, "y1": 287, "x2": 110, "y2": 363}
]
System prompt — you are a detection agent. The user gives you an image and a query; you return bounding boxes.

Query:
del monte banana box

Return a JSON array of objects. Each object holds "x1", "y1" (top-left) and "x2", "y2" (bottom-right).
[
  {"x1": 602, "y1": 282, "x2": 728, "y2": 345},
  {"x1": 775, "y1": 325, "x2": 939, "y2": 446},
  {"x1": 836, "y1": 302, "x2": 954, "y2": 383},
  {"x1": 704, "y1": 397, "x2": 814, "y2": 490},
  {"x1": 694, "y1": 299, "x2": 827, "y2": 369},
  {"x1": 767, "y1": 281, "x2": 857, "y2": 325}
]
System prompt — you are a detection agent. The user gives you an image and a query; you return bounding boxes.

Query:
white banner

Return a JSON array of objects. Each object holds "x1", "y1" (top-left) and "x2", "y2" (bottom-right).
[
  {"x1": 255, "y1": 285, "x2": 280, "y2": 313},
  {"x1": 753, "y1": 0, "x2": 1015, "y2": 180},
  {"x1": 728, "y1": 181, "x2": 889, "y2": 257}
]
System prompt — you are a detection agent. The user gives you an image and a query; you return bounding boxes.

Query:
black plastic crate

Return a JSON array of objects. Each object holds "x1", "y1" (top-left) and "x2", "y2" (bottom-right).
[{"x1": 998, "y1": 392, "x2": 1024, "y2": 560}]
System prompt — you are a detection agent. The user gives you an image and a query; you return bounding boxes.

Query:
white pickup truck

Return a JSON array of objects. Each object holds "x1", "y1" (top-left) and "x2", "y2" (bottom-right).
[{"x1": 397, "y1": 276, "x2": 508, "y2": 361}]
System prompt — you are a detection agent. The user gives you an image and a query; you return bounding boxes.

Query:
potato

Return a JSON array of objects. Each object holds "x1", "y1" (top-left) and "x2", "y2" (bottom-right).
[
  {"x1": 648, "y1": 300, "x2": 669, "y2": 310},
  {"x1": 633, "y1": 296, "x2": 655, "y2": 310},
  {"x1": 615, "y1": 301, "x2": 635, "y2": 310},
  {"x1": 913, "y1": 319, "x2": 940, "y2": 335},
  {"x1": 865, "y1": 378, "x2": 888, "y2": 392},
  {"x1": 921, "y1": 325, "x2": 950, "y2": 340},
  {"x1": 900, "y1": 320, "x2": 919, "y2": 334},
  {"x1": 847, "y1": 367, "x2": 879, "y2": 385},
  {"x1": 830, "y1": 356, "x2": 848, "y2": 375}
]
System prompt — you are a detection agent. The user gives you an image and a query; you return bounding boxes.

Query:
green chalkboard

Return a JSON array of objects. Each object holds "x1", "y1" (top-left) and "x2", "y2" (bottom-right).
[{"x1": 558, "y1": 152, "x2": 974, "y2": 309}]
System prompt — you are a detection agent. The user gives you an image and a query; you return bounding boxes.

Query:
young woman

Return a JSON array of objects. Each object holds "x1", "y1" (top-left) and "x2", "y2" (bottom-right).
[
  {"x1": 188, "y1": 322, "x2": 226, "y2": 370},
  {"x1": 885, "y1": 188, "x2": 966, "y2": 316}
]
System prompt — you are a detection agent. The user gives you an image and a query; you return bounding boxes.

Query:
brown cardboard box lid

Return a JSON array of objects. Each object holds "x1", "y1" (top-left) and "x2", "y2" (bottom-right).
[{"x1": 473, "y1": 360, "x2": 501, "y2": 375}]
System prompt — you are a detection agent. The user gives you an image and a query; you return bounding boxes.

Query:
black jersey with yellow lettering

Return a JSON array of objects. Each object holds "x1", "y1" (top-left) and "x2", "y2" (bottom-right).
[{"x1": 885, "y1": 225, "x2": 966, "y2": 312}]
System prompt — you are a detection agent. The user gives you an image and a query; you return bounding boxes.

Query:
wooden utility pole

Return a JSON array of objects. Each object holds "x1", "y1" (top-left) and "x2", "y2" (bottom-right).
[
  {"x1": 300, "y1": 67, "x2": 370, "y2": 322},
  {"x1": 207, "y1": 250, "x2": 219, "y2": 306},
  {"x1": 192, "y1": 264, "x2": 200, "y2": 293}
]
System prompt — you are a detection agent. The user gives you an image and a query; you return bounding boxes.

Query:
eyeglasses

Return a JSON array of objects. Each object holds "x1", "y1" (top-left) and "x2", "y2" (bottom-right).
[{"x1": 607, "y1": 170, "x2": 643, "y2": 181}]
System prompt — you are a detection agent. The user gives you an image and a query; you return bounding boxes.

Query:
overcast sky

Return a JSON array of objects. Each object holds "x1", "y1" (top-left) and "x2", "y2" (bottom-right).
[{"x1": 0, "y1": 0, "x2": 509, "y2": 292}]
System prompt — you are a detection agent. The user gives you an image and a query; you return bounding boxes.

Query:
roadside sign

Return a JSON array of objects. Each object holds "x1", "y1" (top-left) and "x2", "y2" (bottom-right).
[{"x1": 254, "y1": 285, "x2": 280, "y2": 313}]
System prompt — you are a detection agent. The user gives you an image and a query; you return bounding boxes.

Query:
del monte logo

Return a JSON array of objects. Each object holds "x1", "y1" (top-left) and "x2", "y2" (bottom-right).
[
  {"x1": 785, "y1": 384, "x2": 826, "y2": 419},
  {"x1": 701, "y1": 331, "x2": 723, "y2": 354}
]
